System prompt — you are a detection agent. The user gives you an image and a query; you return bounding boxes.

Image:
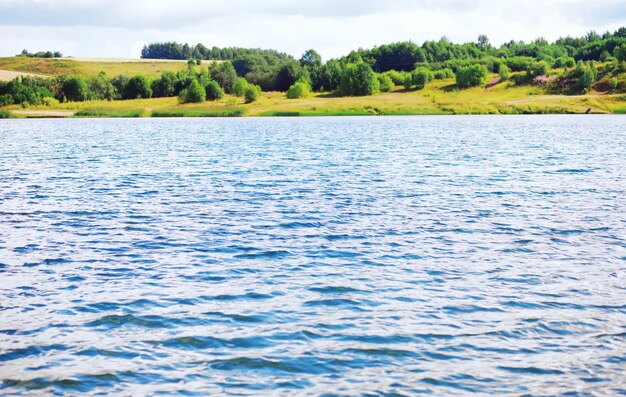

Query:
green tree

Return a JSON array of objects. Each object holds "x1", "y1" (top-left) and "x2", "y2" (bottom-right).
[
  {"x1": 244, "y1": 84, "x2": 261, "y2": 103},
  {"x1": 286, "y1": 80, "x2": 311, "y2": 99},
  {"x1": 209, "y1": 61, "x2": 237, "y2": 93},
  {"x1": 62, "y1": 75, "x2": 89, "y2": 102},
  {"x1": 89, "y1": 72, "x2": 116, "y2": 100},
  {"x1": 614, "y1": 44, "x2": 626, "y2": 62},
  {"x1": 378, "y1": 74, "x2": 394, "y2": 92},
  {"x1": 411, "y1": 67, "x2": 433, "y2": 90},
  {"x1": 498, "y1": 63, "x2": 510, "y2": 80},
  {"x1": 455, "y1": 64, "x2": 488, "y2": 88},
  {"x1": 338, "y1": 62, "x2": 380, "y2": 96},
  {"x1": 300, "y1": 49, "x2": 322, "y2": 67},
  {"x1": 275, "y1": 62, "x2": 305, "y2": 92},
  {"x1": 232, "y1": 77, "x2": 248, "y2": 97},
  {"x1": 178, "y1": 79, "x2": 205, "y2": 103},
  {"x1": 151, "y1": 71, "x2": 177, "y2": 97},
  {"x1": 205, "y1": 80, "x2": 224, "y2": 100},
  {"x1": 123, "y1": 75, "x2": 152, "y2": 99}
]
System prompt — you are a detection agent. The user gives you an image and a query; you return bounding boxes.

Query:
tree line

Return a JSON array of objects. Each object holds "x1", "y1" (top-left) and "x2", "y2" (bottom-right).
[
  {"x1": 17, "y1": 49, "x2": 63, "y2": 58},
  {"x1": 1, "y1": 28, "x2": 625, "y2": 107}
]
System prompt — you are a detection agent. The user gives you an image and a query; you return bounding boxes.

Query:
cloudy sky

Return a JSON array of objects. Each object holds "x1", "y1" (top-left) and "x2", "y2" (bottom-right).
[{"x1": 1, "y1": 0, "x2": 625, "y2": 60}]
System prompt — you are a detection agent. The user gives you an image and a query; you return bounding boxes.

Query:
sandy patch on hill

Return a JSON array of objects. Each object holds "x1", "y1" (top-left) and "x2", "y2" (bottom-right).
[{"x1": 0, "y1": 70, "x2": 48, "y2": 81}]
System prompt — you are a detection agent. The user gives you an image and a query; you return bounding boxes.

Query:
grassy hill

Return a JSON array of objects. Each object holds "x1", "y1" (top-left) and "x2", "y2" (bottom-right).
[{"x1": 0, "y1": 57, "x2": 208, "y2": 80}]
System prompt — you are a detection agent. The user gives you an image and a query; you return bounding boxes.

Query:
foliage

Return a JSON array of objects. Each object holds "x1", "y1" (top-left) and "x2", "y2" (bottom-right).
[
  {"x1": 209, "y1": 61, "x2": 238, "y2": 93},
  {"x1": 244, "y1": 84, "x2": 262, "y2": 103},
  {"x1": 378, "y1": 74, "x2": 394, "y2": 92},
  {"x1": 151, "y1": 71, "x2": 177, "y2": 98},
  {"x1": 286, "y1": 80, "x2": 311, "y2": 99},
  {"x1": 300, "y1": 49, "x2": 322, "y2": 67},
  {"x1": 205, "y1": 80, "x2": 224, "y2": 101},
  {"x1": 498, "y1": 64, "x2": 511, "y2": 80},
  {"x1": 455, "y1": 64, "x2": 488, "y2": 88},
  {"x1": 410, "y1": 67, "x2": 434, "y2": 90},
  {"x1": 610, "y1": 77, "x2": 619, "y2": 89},
  {"x1": 18, "y1": 49, "x2": 62, "y2": 58},
  {"x1": 178, "y1": 79, "x2": 206, "y2": 103},
  {"x1": 338, "y1": 62, "x2": 380, "y2": 96},
  {"x1": 527, "y1": 61, "x2": 549, "y2": 77},
  {"x1": 275, "y1": 62, "x2": 307, "y2": 92},
  {"x1": 88, "y1": 72, "x2": 116, "y2": 100},
  {"x1": 615, "y1": 44, "x2": 626, "y2": 62},
  {"x1": 434, "y1": 68, "x2": 454, "y2": 79},
  {"x1": 232, "y1": 77, "x2": 249, "y2": 97},
  {"x1": 123, "y1": 76, "x2": 152, "y2": 99},
  {"x1": 62, "y1": 76, "x2": 90, "y2": 102}
]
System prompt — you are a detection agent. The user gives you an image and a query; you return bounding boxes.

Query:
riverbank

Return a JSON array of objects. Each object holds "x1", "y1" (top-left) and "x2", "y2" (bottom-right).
[{"x1": 2, "y1": 77, "x2": 624, "y2": 118}]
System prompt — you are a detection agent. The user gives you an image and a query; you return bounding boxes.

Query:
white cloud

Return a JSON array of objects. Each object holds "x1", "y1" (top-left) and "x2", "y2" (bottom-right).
[{"x1": 0, "y1": 0, "x2": 624, "y2": 59}]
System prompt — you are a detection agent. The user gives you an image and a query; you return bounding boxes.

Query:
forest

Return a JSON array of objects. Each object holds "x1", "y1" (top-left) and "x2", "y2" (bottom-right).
[{"x1": 1, "y1": 28, "x2": 626, "y2": 108}]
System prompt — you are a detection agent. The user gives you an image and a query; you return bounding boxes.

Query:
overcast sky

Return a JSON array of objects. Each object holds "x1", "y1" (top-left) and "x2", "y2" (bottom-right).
[{"x1": 1, "y1": 0, "x2": 625, "y2": 60}]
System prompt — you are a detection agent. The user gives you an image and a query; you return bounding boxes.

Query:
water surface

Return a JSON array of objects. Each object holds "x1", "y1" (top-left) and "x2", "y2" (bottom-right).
[{"x1": 1, "y1": 116, "x2": 625, "y2": 396}]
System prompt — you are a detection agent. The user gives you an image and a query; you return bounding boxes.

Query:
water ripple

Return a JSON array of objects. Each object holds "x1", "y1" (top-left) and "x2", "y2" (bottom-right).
[{"x1": 1, "y1": 116, "x2": 625, "y2": 396}]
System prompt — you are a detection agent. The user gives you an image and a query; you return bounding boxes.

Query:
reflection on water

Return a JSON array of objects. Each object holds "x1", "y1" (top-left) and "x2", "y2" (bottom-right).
[{"x1": 0, "y1": 116, "x2": 625, "y2": 396}]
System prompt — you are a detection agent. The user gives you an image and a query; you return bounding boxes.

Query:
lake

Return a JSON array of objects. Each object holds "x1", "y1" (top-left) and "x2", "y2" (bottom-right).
[{"x1": 1, "y1": 116, "x2": 625, "y2": 396}]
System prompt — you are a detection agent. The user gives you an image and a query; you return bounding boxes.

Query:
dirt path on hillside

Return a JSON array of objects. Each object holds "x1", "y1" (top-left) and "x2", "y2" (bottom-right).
[
  {"x1": 11, "y1": 110, "x2": 75, "y2": 117},
  {"x1": 0, "y1": 70, "x2": 48, "y2": 81}
]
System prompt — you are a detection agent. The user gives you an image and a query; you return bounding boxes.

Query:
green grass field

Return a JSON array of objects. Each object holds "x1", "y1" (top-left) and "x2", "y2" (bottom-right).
[{"x1": 0, "y1": 57, "x2": 208, "y2": 79}]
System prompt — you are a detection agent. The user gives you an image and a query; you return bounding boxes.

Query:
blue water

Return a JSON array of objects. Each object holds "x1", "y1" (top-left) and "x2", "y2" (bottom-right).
[{"x1": 0, "y1": 116, "x2": 625, "y2": 396}]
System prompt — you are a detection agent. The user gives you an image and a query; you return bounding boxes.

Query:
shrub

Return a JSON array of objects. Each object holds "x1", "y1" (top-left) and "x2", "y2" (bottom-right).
[
  {"x1": 123, "y1": 75, "x2": 152, "y2": 99},
  {"x1": 614, "y1": 44, "x2": 626, "y2": 62},
  {"x1": 62, "y1": 75, "x2": 89, "y2": 102},
  {"x1": 455, "y1": 64, "x2": 488, "y2": 88},
  {"x1": 244, "y1": 84, "x2": 261, "y2": 103},
  {"x1": 0, "y1": 94, "x2": 14, "y2": 106},
  {"x1": 205, "y1": 80, "x2": 224, "y2": 101},
  {"x1": 527, "y1": 61, "x2": 549, "y2": 77},
  {"x1": 499, "y1": 64, "x2": 511, "y2": 80},
  {"x1": 232, "y1": 77, "x2": 248, "y2": 97},
  {"x1": 209, "y1": 61, "x2": 237, "y2": 93},
  {"x1": 377, "y1": 74, "x2": 394, "y2": 92},
  {"x1": 338, "y1": 62, "x2": 380, "y2": 96},
  {"x1": 610, "y1": 77, "x2": 619, "y2": 90},
  {"x1": 43, "y1": 97, "x2": 60, "y2": 106},
  {"x1": 411, "y1": 67, "x2": 433, "y2": 90},
  {"x1": 178, "y1": 80, "x2": 206, "y2": 103},
  {"x1": 286, "y1": 81, "x2": 311, "y2": 99},
  {"x1": 384, "y1": 70, "x2": 407, "y2": 85},
  {"x1": 433, "y1": 68, "x2": 454, "y2": 79}
]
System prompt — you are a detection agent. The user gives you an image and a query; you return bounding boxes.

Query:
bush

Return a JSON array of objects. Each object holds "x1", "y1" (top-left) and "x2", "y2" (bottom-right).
[
  {"x1": 0, "y1": 93, "x2": 14, "y2": 106},
  {"x1": 205, "y1": 80, "x2": 224, "y2": 101},
  {"x1": 244, "y1": 84, "x2": 261, "y2": 103},
  {"x1": 62, "y1": 75, "x2": 89, "y2": 102},
  {"x1": 232, "y1": 77, "x2": 248, "y2": 97},
  {"x1": 527, "y1": 61, "x2": 549, "y2": 77},
  {"x1": 411, "y1": 67, "x2": 433, "y2": 90},
  {"x1": 455, "y1": 64, "x2": 488, "y2": 88},
  {"x1": 286, "y1": 81, "x2": 311, "y2": 99},
  {"x1": 338, "y1": 62, "x2": 380, "y2": 96},
  {"x1": 378, "y1": 74, "x2": 394, "y2": 92},
  {"x1": 433, "y1": 68, "x2": 454, "y2": 79},
  {"x1": 610, "y1": 77, "x2": 619, "y2": 90},
  {"x1": 499, "y1": 64, "x2": 511, "y2": 80},
  {"x1": 209, "y1": 61, "x2": 237, "y2": 93},
  {"x1": 614, "y1": 44, "x2": 626, "y2": 62},
  {"x1": 384, "y1": 70, "x2": 407, "y2": 85},
  {"x1": 506, "y1": 56, "x2": 533, "y2": 72},
  {"x1": 178, "y1": 80, "x2": 206, "y2": 103},
  {"x1": 124, "y1": 75, "x2": 152, "y2": 99}
]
